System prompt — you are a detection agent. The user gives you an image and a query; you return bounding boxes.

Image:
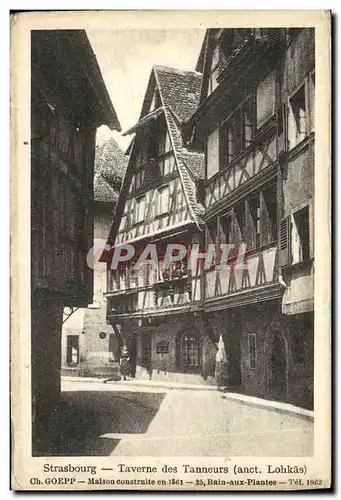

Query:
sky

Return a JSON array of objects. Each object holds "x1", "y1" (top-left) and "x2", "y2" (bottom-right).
[{"x1": 87, "y1": 29, "x2": 206, "y2": 152}]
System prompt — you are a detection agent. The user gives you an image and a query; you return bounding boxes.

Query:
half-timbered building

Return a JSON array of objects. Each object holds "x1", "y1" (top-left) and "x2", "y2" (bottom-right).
[
  {"x1": 61, "y1": 138, "x2": 127, "y2": 379},
  {"x1": 31, "y1": 30, "x2": 121, "y2": 453},
  {"x1": 185, "y1": 28, "x2": 314, "y2": 408},
  {"x1": 103, "y1": 66, "x2": 218, "y2": 384}
]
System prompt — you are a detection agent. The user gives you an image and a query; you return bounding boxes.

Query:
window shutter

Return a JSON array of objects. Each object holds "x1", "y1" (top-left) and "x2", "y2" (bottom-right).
[{"x1": 279, "y1": 216, "x2": 291, "y2": 267}]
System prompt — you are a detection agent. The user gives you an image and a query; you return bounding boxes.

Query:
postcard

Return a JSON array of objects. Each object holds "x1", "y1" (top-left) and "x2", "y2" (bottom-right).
[{"x1": 10, "y1": 10, "x2": 331, "y2": 490}]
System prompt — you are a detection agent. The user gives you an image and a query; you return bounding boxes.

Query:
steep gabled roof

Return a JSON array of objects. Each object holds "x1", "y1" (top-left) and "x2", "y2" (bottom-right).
[
  {"x1": 103, "y1": 65, "x2": 205, "y2": 252},
  {"x1": 154, "y1": 66, "x2": 205, "y2": 225},
  {"x1": 154, "y1": 65, "x2": 202, "y2": 122},
  {"x1": 94, "y1": 138, "x2": 128, "y2": 204}
]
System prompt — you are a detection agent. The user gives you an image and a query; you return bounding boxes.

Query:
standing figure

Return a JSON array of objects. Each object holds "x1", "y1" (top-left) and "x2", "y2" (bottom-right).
[{"x1": 120, "y1": 346, "x2": 130, "y2": 381}]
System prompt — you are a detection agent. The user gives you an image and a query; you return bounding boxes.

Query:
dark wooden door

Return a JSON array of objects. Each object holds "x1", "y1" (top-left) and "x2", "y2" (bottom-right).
[{"x1": 269, "y1": 333, "x2": 287, "y2": 401}]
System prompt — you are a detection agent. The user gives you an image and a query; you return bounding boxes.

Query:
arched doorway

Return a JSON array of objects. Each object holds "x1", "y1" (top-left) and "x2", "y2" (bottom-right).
[
  {"x1": 176, "y1": 328, "x2": 202, "y2": 374},
  {"x1": 266, "y1": 327, "x2": 288, "y2": 403}
]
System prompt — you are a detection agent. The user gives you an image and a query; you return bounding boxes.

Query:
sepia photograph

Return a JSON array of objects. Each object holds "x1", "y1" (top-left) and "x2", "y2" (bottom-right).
[{"x1": 11, "y1": 10, "x2": 331, "y2": 490}]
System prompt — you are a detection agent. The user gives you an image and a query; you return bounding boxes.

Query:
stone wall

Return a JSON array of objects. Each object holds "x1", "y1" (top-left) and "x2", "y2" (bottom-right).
[{"x1": 207, "y1": 301, "x2": 313, "y2": 409}]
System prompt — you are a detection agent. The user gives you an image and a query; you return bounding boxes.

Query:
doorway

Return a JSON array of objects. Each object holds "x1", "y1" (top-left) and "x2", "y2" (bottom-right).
[
  {"x1": 141, "y1": 331, "x2": 152, "y2": 378},
  {"x1": 109, "y1": 333, "x2": 121, "y2": 363},
  {"x1": 268, "y1": 330, "x2": 287, "y2": 402}
]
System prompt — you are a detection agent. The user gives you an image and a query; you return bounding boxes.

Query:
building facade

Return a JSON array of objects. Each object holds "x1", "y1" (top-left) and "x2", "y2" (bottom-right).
[
  {"x1": 31, "y1": 30, "x2": 121, "y2": 453},
  {"x1": 102, "y1": 66, "x2": 218, "y2": 385},
  {"x1": 103, "y1": 29, "x2": 314, "y2": 409},
  {"x1": 61, "y1": 138, "x2": 127, "y2": 378},
  {"x1": 186, "y1": 28, "x2": 314, "y2": 409}
]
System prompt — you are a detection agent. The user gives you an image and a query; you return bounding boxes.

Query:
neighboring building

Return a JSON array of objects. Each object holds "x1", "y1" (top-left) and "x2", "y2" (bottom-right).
[
  {"x1": 103, "y1": 29, "x2": 314, "y2": 409},
  {"x1": 102, "y1": 66, "x2": 218, "y2": 385},
  {"x1": 185, "y1": 28, "x2": 314, "y2": 409},
  {"x1": 31, "y1": 30, "x2": 121, "y2": 453},
  {"x1": 61, "y1": 138, "x2": 127, "y2": 378}
]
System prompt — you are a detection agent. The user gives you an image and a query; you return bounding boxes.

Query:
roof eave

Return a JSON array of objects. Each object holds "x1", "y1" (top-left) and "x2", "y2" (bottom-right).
[{"x1": 69, "y1": 31, "x2": 122, "y2": 132}]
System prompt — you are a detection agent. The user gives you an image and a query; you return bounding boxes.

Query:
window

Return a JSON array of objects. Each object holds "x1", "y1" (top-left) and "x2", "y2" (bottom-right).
[
  {"x1": 241, "y1": 99, "x2": 254, "y2": 150},
  {"x1": 141, "y1": 261, "x2": 155, "y2": 286},
  {"x1": 244, "y1": 185, "x2": 278, "y2": 250},
  {"x1": 133, "y1": 168, "x2": 145, "y2": 191},
  {"x1": 156, "y1": 341, "x2": 169, "y2": 355},
  {"x1": 135, "y1": 195, "x2": 146, "y2": 223},
  {"x1": 219, "y1": 213, "x2": 232, "y2": 245},
  {"x1": 292, "y1": 206, "x2": 310, "y2": 264},
  {"x1": 256, "y1": 71, "x2": 276, "y2": 128},
  {"x1": 220, "y1": 112, "x2": 241, "y2": 169},
  {"x1": 156, "y1": 185, "x2": 169, "y2": 216},
  {"x1": 117, "y1": 265, "x2": 126, "y2": 289},
  {"x1": 137, "y1": 146, "x2": 148, "y2": 165},
  {"x1": 163, "y1": 155, "x2": 175, "y2": 177},
  {"x1": 220, "y1": 99, "x2": 253, "y2": 169},
  {"x1": 127, "y1": 262, "x2": 139, "y2": 288},
  {"x1": 181, "y1": 333, "x2": 201, "y2": 371},
  {"x1": 67, "y1": 335, "x2": 79, "y2": 366},
  {"x1": 208, "y1": 43, "x2": 220, "y2": 95},
  {"x1": 288, "y1": 85, "x2": 307, "y2": 149},
  {"x1": 220, "y1": 121, "x2": 234, "y2": 169},
  {"x1": 207, "y1": 128, "x2": 220, "y2": 179},
  {"x1": 248, "y1": 334, "x2": 256, "y2": 369},
  {"x1": 164, "y1": 131, "x2": 172, "y2": 153},
  {"x1": 261, "y1": 184, "x2": 277, "y2": 245},
  {"x1": 241, "y1": 110, "x2": 253, "y2": 150}
]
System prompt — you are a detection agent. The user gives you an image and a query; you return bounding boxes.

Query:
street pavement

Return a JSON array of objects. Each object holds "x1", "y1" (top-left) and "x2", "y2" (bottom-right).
[{"x1": 58, "y1": 379, "x2": 313, "y2": 457}]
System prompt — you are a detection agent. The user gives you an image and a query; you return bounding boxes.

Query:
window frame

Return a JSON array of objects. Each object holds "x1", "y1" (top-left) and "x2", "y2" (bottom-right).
[
  {"x1": 181, "y1": 332, "x2": 202, "y2": 372},
  {"x1": 287, "y1": 83, "x2": 308, "y2": 151},
  {"x1": 291, "y1": 203, "x2": 311, "y2": 265},
  {"x1": 256, "y1": 70, "x2": 277, "y2": 129},
  {"x1": 135, "y1": 194, "x2": 146, "y2": 224},
  {"x1": 66, "y1": 335, "x2": 79, "y2": 366},
  {"x1": 156, "y1": 185, "x2": 170, "y2": 217}
]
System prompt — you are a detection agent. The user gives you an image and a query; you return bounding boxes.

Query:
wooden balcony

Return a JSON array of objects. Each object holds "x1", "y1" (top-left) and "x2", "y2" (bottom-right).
[
  {"x1": 205, "y1": 128, "x2": 277, "y2": 213},
  {"x1": 106, "y1": 273, "x2": 198, "y2": 319},
  {"x1": 204, "y1": 242, "x2": 280, "y2": 310}
]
